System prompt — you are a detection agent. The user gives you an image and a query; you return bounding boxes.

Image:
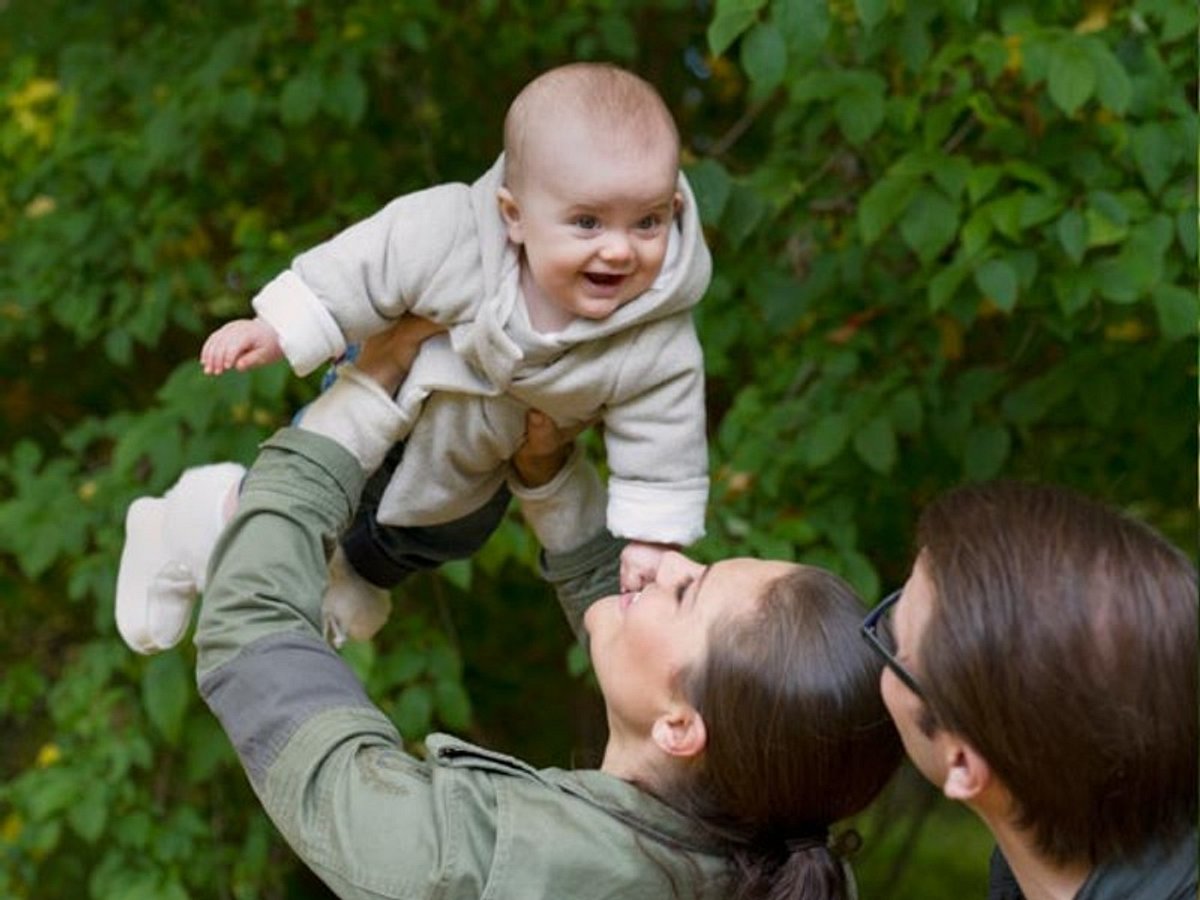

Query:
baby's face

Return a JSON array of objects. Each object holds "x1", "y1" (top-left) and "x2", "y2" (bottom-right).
[{"x1": 499, "y1": 121, "x2": 681, "y2": 325}]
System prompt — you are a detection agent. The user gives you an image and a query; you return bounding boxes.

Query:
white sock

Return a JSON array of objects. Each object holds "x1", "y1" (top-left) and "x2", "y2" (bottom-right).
[
  {"x1": 115, "y1": 463, "x2": 245, "y2": 654},
  {"x1": 322, "y1": 544, "x2": 392, "y2": 647}
]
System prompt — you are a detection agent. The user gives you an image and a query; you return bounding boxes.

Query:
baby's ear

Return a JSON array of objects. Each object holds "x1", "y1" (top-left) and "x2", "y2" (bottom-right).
[
  {"x1": 497, "y1": 187, "x2": 524, "y2": 243},
  {"x1": 673, "y1": 191, "x2": 684, "y2": 218}
]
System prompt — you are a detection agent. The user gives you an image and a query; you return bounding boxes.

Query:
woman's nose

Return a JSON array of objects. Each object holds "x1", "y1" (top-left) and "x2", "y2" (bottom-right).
[{"x1": 655, "y1": 550, "x2": 702, "y2": 587}]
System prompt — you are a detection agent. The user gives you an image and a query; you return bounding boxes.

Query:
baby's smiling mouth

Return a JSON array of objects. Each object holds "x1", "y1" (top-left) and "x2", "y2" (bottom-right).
[{"x1": 585, "y1": 273, "x2": 625, "y2": 286}]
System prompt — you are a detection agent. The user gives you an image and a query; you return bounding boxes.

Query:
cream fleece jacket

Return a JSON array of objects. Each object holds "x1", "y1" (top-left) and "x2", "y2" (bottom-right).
[{"x1": 252, "y1": 155, "x2": 711, "y2": 544}]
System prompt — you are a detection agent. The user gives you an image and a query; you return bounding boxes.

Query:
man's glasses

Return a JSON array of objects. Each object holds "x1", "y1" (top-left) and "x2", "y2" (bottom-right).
[{"x1": 861, "y1": 589, "x2": 925, "y2": 698}]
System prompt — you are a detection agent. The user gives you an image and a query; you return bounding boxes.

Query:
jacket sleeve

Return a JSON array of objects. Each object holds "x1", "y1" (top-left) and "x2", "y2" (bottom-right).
[
  {"x1": 252, "y1": 182, "x2": 475, "y2": 376},
  {"x1": 602, "y1": 314, "x2": 709, "y2": 546},
  {"x1": 194, "y1": 383, "x2": 478, "y2": 898}
]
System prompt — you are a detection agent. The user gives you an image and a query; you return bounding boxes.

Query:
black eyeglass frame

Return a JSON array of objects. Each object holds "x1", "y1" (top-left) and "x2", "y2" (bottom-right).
[{"x1": 860, "y1": 588, "x2": 926, "y2": 699}]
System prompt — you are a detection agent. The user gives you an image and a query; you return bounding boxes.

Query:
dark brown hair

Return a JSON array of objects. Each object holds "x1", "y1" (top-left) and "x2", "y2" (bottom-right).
[
  {"x1": 503, "y1": 62, "x2": 680, "y2": 191},
  {"x1": 659, "y1": 567, "x2": 903, "y2": 900},
  {"x1": 916, "y1": 481, "x2": 1198, "y2": 866}
]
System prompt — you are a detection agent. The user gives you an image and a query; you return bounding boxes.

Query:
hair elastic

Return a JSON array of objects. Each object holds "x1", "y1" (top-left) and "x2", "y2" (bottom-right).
[{"x1": 784, "y1": 831, "x2": 829, "y2": 854}]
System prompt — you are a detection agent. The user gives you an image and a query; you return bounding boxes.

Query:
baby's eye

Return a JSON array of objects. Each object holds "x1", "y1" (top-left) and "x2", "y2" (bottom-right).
[
  {"x1": 574, "y1": 215, "x2": 600, "y2": 230},
  {"x1": 635, "y1": 215, "x2": 662, "y2": 231}
]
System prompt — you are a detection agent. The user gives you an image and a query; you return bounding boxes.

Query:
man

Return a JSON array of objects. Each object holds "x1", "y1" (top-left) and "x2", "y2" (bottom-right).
[{"x1": 864, "y1": 481, "x2": 1197, "y2": 900}]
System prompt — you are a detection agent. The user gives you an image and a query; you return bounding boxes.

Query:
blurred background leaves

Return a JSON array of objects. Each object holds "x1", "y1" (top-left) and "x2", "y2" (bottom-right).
[{"x1": 0, "y1": 0, "x2": 1194, "y2": 897}]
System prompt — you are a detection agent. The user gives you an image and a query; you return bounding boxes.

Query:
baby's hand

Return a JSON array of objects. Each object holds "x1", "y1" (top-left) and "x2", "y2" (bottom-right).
[
  {"x1": 619, "y1": 541, "x2": 676, "y2": 593},
  {"x1": 201, "y1": 317, "x2": 284, "y2": 375}
]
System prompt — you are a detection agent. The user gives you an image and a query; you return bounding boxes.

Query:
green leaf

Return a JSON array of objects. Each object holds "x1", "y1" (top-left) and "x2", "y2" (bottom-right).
[
  {"x1": 685, "y1": 158, "x2": 733, "y2": 224},
  {"x1": 858, "y1": 173, "x2": 919, "y2": 244},
  {"x1": 974, "y1": 258, "x2": 1018, "y2": 311},
  {"x1": 1047, "y1": 39, "x2": 1095, "y2": 115},
  {"x1": 960, "y1": 209, "x2": 993, "y2": 259},
  {"x1": 393, "y1": 684, "x2": 434, "y2": 739},
  {"x1": 852, "y1": 415, "x2": 897, "y2": 473},
  {"x1": 722, "y1": 184, "x2": 769, "y2": 249},
  {"x1": 806, "y1": 413, "x2": 850, "y2": 468},
  {"x1": 889, "y1": 387, "x2": 924, "y2": 435},
  {"x1": 1177, "y1": 209, "x2": 1198, "y2": 260},
  {"x1": 708, "y1": 0, "x2": 767, "y2": 55},
  {"x1": 567, "y1": 643, "x2": 592, "y2": 678},
  {"x1": 774, "y1": 0, "x2": 830, "y2": 60},
  {"x1": 899, "y1": 187, "x2": 959, "y2": 263},
  {"x1": 1152, "y1": 284, "x2": 1198, "y2": 341},
  {"x1": 279, "y1": 69, "x2": 323, "y2": 126},
  {"x1": 1093, "y1": 258, "x2": 1140, "y2": 304},
  {"x1": 928, "y1": 259, "x2": 970, "y2": 310},
  {"x1": 1084, "y1": 208, "x2": 1128, "y2": 248},
  {"x1": 1056, "y1": 209, "x2": 1087, "y2": 263},
  {"x1": 434, "y1": 680, "x2": 472, "y2": 730},
  {"x1": 142, "y1": 652, "x2": 190, "y2": 745},
  {"x1": 741, "y1": 22, "x2": 788, "y2": 93},
  {"x1": 854, "y1": 0, "x2": 889, "y2": 29},
  {"x1": 440, "y1": 559, "x2": 472, "y2": 590},
  {"x1": 68, "y1": 789, "x2": 109, "y2": 844},
  {"x1": 1086, "y1": 41, "x2": 1131, "y2": 114},
  {"x1": 835, "y1": 73, "x2": 886, "y2": 144},
  {"x1": 963, "y1": 424, "x2": 1011, "y2": 480},
  {"x1": 965, "y1": 164, "x2": 1003, "y2": 205},
  {"x1": 1131, "y1": 122, "x2": 1178, "y2": 195},
  {"x1": 324, "y1": 68, "x2": 367, "y2": 126}
]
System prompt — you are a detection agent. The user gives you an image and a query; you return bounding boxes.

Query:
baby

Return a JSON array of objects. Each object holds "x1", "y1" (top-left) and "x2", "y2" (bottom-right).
[{"x1": 117, "y1": 62, "x2": 711, "y2": 652}]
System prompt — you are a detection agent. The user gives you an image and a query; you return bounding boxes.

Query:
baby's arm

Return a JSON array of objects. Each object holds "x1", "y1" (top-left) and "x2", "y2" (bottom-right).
[
  {"x1": 604, "y1": 315, "x2": 709, "y2": 547},
  {"x1": 201, "y1": 317, "x2": 284, "y2": 375}
]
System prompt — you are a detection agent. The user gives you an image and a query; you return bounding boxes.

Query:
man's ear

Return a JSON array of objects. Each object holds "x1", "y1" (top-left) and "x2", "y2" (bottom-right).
[
  {"x1": 941, "y1": 736, "x2": 992, "y2": 803},
  {"x1": 650, "y1": 706, "x2": 707, "y2": 760},
  {"x1": 497, "y1": 187, "x2": 523, "y2": 243}
]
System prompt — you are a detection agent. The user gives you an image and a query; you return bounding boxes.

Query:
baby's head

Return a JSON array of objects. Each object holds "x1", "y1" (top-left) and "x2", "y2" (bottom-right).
[{"x1": 498, "y1": 63, "x2": 683, "y2": 326}]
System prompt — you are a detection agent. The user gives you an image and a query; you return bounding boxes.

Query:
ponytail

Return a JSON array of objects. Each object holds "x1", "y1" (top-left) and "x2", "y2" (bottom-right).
[{"x1": 728, "y1": 829, "x2": 861, "y2": 900}]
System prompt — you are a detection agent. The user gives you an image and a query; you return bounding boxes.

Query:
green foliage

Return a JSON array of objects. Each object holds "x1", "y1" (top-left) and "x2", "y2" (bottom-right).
[{"x1": 0, "y1": 1, "x2": 1193, "y2": 898}]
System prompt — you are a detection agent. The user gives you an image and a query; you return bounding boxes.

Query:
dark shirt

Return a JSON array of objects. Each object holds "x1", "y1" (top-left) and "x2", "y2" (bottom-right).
[{"x1": 988, "y1": 830, "x2": 1198, "y2": 900}]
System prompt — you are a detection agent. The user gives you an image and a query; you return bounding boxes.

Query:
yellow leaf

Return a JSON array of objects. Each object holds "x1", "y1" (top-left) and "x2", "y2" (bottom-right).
[
  {"x1": 1, "y1": 812, "x2": 22, "y2": 844},
  {"x1": 1076, "y1": 2, "x2": 1111, "y2": 34},
  {"x1": 1104, "y1": 319, "x2": 1148, "y2": 342},
  {"x1": 1004, "y1": 35, "x2": 1023, "y2": 74},
  {"x1": 24, "y1": 195, "x2": 56, "y2": 218},
  {"x1": 35, "y1": 742, "x2": 61, "y2": 767}
]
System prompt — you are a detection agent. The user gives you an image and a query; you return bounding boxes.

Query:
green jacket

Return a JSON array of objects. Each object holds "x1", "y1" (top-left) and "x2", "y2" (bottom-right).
[{"x1": 195, "y1": 428, "x2": 733, "y2": 899}]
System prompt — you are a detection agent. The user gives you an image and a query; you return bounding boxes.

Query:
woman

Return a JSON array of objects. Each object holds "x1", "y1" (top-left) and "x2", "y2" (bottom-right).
[{"x1": 161, "y1": 321, "x2": 902, "y2": 899}]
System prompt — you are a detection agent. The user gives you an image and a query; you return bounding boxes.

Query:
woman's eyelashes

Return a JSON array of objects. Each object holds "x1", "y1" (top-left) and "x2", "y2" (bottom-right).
[{"x1": 674, "y1": 578, "x2": 694, "y2": 604}]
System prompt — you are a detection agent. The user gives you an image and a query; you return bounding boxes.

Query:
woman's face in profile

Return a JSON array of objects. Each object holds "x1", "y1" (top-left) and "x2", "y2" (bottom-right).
[{"x1": 584, "y1": 552, "x2": 797, "y2": 739}]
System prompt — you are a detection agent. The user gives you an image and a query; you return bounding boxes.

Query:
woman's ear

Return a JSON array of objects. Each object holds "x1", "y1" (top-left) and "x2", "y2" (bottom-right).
[
  {"x1": 497, "y1": 187, "x2": 524, "y2": 243},
  {"x1": 651, "y1": 706, "x2": 707, "y2": 759}
]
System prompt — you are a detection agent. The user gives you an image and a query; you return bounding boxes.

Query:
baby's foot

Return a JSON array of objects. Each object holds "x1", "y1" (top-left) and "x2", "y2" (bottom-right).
[
  {"x1": 115, "y1": 463, "x2": 245, "y2": 654},
  {"x1": 322, "y1": 545, "x2": 392, "y2": 647}
]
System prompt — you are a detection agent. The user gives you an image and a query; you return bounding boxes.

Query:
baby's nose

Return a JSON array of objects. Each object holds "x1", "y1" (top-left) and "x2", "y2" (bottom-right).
[{"x1": 600, "y1": 231, "x2": 632, "y2": 261}]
